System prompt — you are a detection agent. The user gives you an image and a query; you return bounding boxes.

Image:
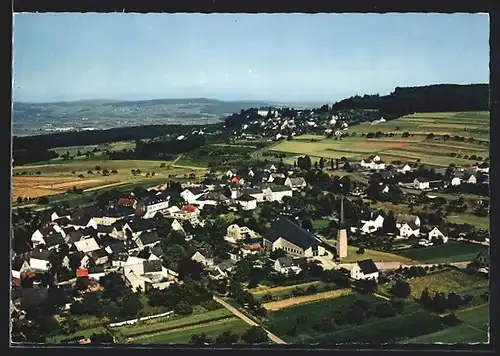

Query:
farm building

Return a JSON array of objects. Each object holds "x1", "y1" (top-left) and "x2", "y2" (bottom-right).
[
  {"x1": 237, "y1": 194, "x2": 258, "y2": 211},
  {"x1": 360, "y1": 155, "x2": 385, "y2": 170},
  {"x1": 413, "y1": 177, "x2": 430, "y2": 190},
  {"x1": 428, "y1": 226, "x2": 448, "y2": 243},
  {"x1": 284, "y1": 177, "x2": 307, "y2": 190},
  {"x1": 273, "y1": 256, "x2": 302, "y2": 275},
  {"x1": 350, "y1": 259, "x2": 379, "y2": 281}
]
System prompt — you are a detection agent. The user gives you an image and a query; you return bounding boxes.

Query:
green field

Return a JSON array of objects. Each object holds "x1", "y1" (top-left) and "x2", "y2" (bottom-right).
[
  {"x1": 446, "y1": 214, "x2": 490, "y2": 230},
  {"x1": 400, "y1": 324, "x2": 488, "y2": 344},
  {"x1": 340, "y1": 245, "x2": 419, "y2": 264},
  {"x1": 267, "y1": 111, "x2": 489, "y2": 168},
  {"x1": 46, "y1": 326, "x2": 107, "y2": 344},
  {"x1": 251, "y1": 281, "x2": 328, "y2": 301},
  {"x1": 395, "y1": 241, "x2": 487, "y2": 264},
  {"x1": 456, "y1": 304, "x2": 489, "y2": 332},
  {"x1": 129, "y1": 317, "x2": 251, "y2": 344}
]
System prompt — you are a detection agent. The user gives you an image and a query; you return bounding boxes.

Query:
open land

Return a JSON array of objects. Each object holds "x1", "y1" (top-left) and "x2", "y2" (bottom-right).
[{"x1": 394, "y1": 241, "x2": 487, "y2": 264}]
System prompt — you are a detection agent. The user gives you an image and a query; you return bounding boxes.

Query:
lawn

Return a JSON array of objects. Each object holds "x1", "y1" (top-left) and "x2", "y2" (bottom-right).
[
  {"x1": 456, "y1": 304, "x2": 489, "y2": 332},
  {"x1": 116, "y1": 308, "x2": 232, "y2": 337},
  {"x1": 399, "y1": 324, "x2": 488, "y2": 344},
  {"x1": 446, "y1": 214, "x2": 490, "y2": 230},
  {"x1": 129, "y1": 317, "x2": 251, "y2": 344},
  {"x1": 46, "y1": 326, "x2": 107, "y2": 344},
  {"x1": 340, "y1": 245, "x2": 419, "y2": 264},
  {"x1": 404, "y1": 269, "x2": 488, "y2": 298},
  {"x1": 395, "y1": 241, "x2": 487, "y2": 264}
]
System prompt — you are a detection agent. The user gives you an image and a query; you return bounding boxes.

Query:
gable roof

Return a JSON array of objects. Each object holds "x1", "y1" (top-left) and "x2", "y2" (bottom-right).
[
  {"x1": 396, "y1": 214, "x2": 419, "y2": 224},
  {"x1": 150, "y1": 244, "x2": 164, "y2": 258},
  {"x1": 140, "y1": 193, "x2": 170, "y2": 206},
  {"x1": 74, "y1": 238, "x2": 101, "y2": 253},
  {"x1": 96, "y1": 225, "x2": 114, "y2": 234},
  {"x1": 44, "y1": 233, "x2": 65, "y2": 247},
  {"x1": 90, "y1": 248, "x2": 108, "y2": 260},
  {"x1": 269, "y1": 185, "x2": 292, "y2": 193},
  {"x1": 138, "y1": 231, "x2": 161, "y2": 246},
  {"x1": 143, "y1": 260, "x2": 163, "y2": 273},
  {"x1": 30, "y1": 249, "x2": 53, "y2": 261},
  {"x1": 124, "y1": 217, "x2": 156, "y2": 232},
  {"x1": 238, "y1": 194, "x2": 257, "y2": 202},
  {"x1": 276, "y1": 256, "x2": 294, "y2": 267},
  {"x1": 264, "y1": 217, "x2": 322, "y2": 250},
  {"x1": 66, "y1": 229, "x2": 84, "y2": 244},
  {"x1": 287, "y1": 177, "x2": 306, "y2": 186},
  {"x1": 245, "y1": 187, "x2": 263, "y2": 195},
  {"x1": 117, "y1": 197, "x2": 137, "y2": 207},
  {"x1": 357, "y1": 259, "x2": 379, "y2": 274},
  {"x1": 106, "y1": 241, "x2": 127, "y2": 254},
  {"x1": 198, "y1": 191, "x2": 228, "y2": 201},
  {"x1": 181, "y1": 205, "x2": 199, "y2": 213},
  {"x1": 53, "y1": 217, "x2": 71, "y2": 226},
  {"x1": 182, "y1": 186, "x2": 207, "y2": 195},
  {"x1": 193, "y1": 249, "x2": 214, "y2": 259},
  {"x1": 402, "y1": 222, "x2": 419, "y2": 231},
  {"x1": 415, "y1": 177, "x2": 429, "y2": 183}
]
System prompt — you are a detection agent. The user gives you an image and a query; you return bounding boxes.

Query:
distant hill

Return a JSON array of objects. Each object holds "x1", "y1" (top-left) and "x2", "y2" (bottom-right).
[{"x1": 332, "y1": 84, "x2": 489, "y2": 119}]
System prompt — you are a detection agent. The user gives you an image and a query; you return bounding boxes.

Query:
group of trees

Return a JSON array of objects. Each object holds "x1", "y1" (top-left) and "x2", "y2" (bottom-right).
[
  {"x1": 146, "y1": 280, "x2": 212, "y2": 313},
  {"x1": 190, "y1": 326, "x2": 268, "y2": 345},
  {"x1": 12, "y1": 149, "x2": 59, "y2": 165},
  {"x1": 419, "y1": 288, "x2": 474, "y2": 314}
]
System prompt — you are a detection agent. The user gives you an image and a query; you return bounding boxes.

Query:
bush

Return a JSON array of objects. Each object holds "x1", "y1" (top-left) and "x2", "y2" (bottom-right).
[
  {"x1": 174, "y1": 302, "x2": 193, "y2": 316},
  {"x1": 441, "y1": 313, "x2": 461, "y2": 327},
  {"x1": 305, "y1": 285, "x2": 318, "y2": 295},
  {"x1": 356, "y1": 247, "x2": 365, "y2": 255},
  {"x1": 200, "y1": 300, "x2": 222, "y2": 311}
]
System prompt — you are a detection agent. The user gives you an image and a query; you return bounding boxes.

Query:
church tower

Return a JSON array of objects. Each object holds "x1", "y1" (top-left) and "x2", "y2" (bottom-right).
[{"x1": 337, "y1": 196, "x2": 348, "y2": 258}]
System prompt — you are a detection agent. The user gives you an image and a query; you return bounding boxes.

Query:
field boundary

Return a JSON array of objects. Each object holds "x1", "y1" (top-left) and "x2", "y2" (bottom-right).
[{"x1": 263, "y1": 288, "x2": 352, "y2": 311}]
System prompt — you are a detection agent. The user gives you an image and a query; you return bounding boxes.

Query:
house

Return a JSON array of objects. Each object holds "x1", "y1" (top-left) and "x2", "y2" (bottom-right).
[
  {"x1": 123, "y1": 260, "x2": 178, "y2": 292},
  {"x1": 51, "y1": 211, "x2": 70, "y2": 222},
  {"x1": 451, "y1": 177, "x2": 462, "y2": 186},
  {"x1": 399, "y1": 222, "x2": 420, "y2": 238},
  {"x1": 264, "y1": 185, "x2": 293, "y2": 202},
  {"x1": 117, "y1": 196, "x2": 138, "y2": 209},
  {"x1": 181, "y1": 204, "x2": 200, "y2": 215},
  {"x1": 135, "y1": 193, "x2": 170, "y2": 219},
  {"x1": 29, "y1": 250, "x2": 53, "y2": 272},
  {"x1": 122, "y1": 217, "x2": 156, "y2": 240},
  {"x1": 225, "y1": 224, "x2": 257, "y2": 243},
  {"x1": 135, "y1": 231, "x2": 161, "y2": 250},
  {"x1": 360, "y1": 214, "x2": 385, "y2": 234},
  {"x1": 476, "y1": 163, "x2": 489, "y2": 173},
  {"x1": 263, "y1": 217, "x2": 326, "y2": 258},
  {"x1": 350, "y1": 259, "x2": 379, "y2": 281},
  {"x1": 241, "y1": 243, "x2": 263, "y2": 257},
  {"x1": 208, "y1": 265, "x2": 228, "y2": 280},
  {"x1": 397, "y1": 164, "x2": 412, "y2": 174},
  {"x1": 381, "y1": 185, "x2": 390, "y2": 194},
  {"x1": 194, "y1": 191, "x2": 230, "y2": 209},
  {"x1": 284, "y1": 177, "x2": 307, "y2": 190},
  {"x1": 89, "y1": 249, "x2": 109, "y2": 265},
  {"x1": 268, "y1": 172, "x2": 286, "y2": 183},
  {"x1": 414, "y1": 178, "x2": 430, "y2": 190},
  {"x1": 245, "y1": 187, "x2": 265, "y2": 202},
  {"x1": 190, "y1": 250, "x2": 214, "y2": 267},
  {"x1": 96, "y1": 225, "x2": 120, "y2": 239},
  {"x1": 360, "y1": 155, "x2": 385, "y2": 170},
  {"x1": 73, "y1": 237, "x2": 102, "y2": 253},
  {"x1": 105, "y1": 241, "x2": 128, "y2": 255},
  {"x1": 12, "y1": 258, "x2": 31, "y2": 285},
  {"x1": 181, "y1": 187, "x2": 207, "y2": 204},
  {"x1": 92, "y1": 206, "x2": 135, "y2": 226},
  {"x1": 248, "y1": 169, "x2": 255, "y2": 177},
  {"x1": 225, "y1": 169, "x2": 236, "y2": 178},
  {"x1": 69, "y1": 216, "x2": 99, "y2": 230},
  {"x1": 428, "y1": 226, "x2": 448, "y2": 243},
  {"x1": 53, "y1": 216, "x2": 71, "y2": 227},
  {"x1": 474, "y1": 249, "x2": 489, "y2": 269},
  {"x1": 464, "y1": 174, "x2": 477, "y2": 185},
  {"x1": 273, "y1": 256, "x2": 302, "y2": 275},
  {"x1": 396, "y1": 214, "x2": 421, "y2": 229},
  {"x1": 237, "y1": 194, "x2": 258, "y2": 211},
  {"x1": 231, "y1": 176, "x2": 241, "y2": 185},
  {"x1": 264, "y1": 164, "x2": 277, "y2": 173},
  {"x1": 31, "y1": 225, "x2": 59, "y2": 247}
]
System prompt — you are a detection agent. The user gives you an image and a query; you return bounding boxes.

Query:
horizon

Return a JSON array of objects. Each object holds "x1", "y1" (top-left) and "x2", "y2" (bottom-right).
[{"x1": 13, "y1": 13, "x2": 489, "y2": 103}]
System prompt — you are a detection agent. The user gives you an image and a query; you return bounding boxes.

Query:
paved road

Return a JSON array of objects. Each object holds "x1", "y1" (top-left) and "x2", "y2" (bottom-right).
[{"x1": 213, "y1": 296, "x2": 287, "y2": 345}]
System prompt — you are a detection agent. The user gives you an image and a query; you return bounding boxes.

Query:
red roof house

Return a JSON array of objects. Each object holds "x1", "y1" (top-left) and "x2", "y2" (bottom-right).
[
  {"x1": 76, "y1": 268, "x2": 89, "y2": 278},
  {"x1": 182, "y1": 205, "x2": 200, "y2": 214},
  {"x1": 117, "y1": 197, "x2": 137, "y2": 207},
  {"x1": 231, "y1": 176, "x2": 240, "y2": 184}
]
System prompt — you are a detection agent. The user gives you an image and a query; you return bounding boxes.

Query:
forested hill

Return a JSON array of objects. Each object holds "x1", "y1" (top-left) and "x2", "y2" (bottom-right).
[{"x1": 332, "y1": 84, "x2": 489, "y2": 118}]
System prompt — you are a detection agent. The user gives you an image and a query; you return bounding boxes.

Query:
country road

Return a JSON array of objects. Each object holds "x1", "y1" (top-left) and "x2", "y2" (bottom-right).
[
  {"x1": 171, "y1": 153, "x2": 207, "y2": 170},
  {"x1": 212, "y1": 296, "x2": 287, "y2": 345}
]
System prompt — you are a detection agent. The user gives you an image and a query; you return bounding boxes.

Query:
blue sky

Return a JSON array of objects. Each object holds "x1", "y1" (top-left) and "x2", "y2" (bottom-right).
[{"x1": 13, "y1": 13, "x2": 489, "y2": 103}]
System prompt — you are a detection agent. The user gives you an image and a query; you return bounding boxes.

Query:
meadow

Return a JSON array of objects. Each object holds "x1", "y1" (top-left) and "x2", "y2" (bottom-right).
[
  {"x1": 340, "y1": 245, "x2": 418, "y2": 264},
  {"x1": 395, "y1": 241, "x2": 487, "y2": 264},
  {"x1": 268, "y1": 111, "x2": 489, "y2": 168}
]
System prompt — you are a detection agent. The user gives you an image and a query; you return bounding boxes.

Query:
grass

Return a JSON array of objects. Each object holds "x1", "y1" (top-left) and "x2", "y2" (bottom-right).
[
  {"x1": 399, "y1": 324, "x2": 488, "y2": 344},
  {"x1": 446, "y1": 214, "x2": 490, "y2": 230},
  {"x1": 395, "y1": 241, "x2": 487, "y2": 264},
  {"x1": 251, "y1": 281, "x2": 325, "y2": 298},
  {"x1": 340, "y1": 245, "x2": 419, "y2": 264},
  {"x1": 117, "y1": 308, "x2": 232, "y2": 337},
  {"x1": 456, "y1": 304, "x2": 489, "y2": 332},
  {"x1": 129, "y1": 317, "x2": 250, "y2": 344},
  {"x1": 46, "y1": 326, "x2": 107, "y2": 344}
]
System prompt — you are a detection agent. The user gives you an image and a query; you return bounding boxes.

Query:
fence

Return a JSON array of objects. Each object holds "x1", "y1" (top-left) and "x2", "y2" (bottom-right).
[{"x1": 109, "y1": 310, "x2": 174, "y2": 328}]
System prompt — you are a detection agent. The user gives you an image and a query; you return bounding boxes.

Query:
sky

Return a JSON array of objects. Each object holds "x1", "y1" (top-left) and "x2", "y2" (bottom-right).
[{"x1": 13, "y1": 13, "x2": 489, "y2": 103}]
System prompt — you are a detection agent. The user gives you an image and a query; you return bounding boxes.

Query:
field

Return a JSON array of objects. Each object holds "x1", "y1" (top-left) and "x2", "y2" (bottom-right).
[
  {"x1": 456, "y1": 304, "x2": 489, "y2": 332},
  {"x1": 397, "y1": 269, "x2": 488, "y2": 298},
  {"x1": 446, "y1": 214, "x2": 490, "y2": 230},
  {"x1": 267, "y1": 111, "x2": 489, "y2": 168},
  {"x1": 46, "y1": 326, "x2": 107, "y2": 344},
  {"x1": 262, "y1": 288, "x2": 352, "y2": 311},
  {"x1": 340, "y1": 245, "x2": 419, "y2": 264},
  {"x1": 251, "y1": 281, "x2": 324, "y2": 298},
  {"x1": 12, "y1": 158, "x2": 208, "y2": 202},
  {"x1": 395, "y1": 241, "x2": 487, "y2": 264}
]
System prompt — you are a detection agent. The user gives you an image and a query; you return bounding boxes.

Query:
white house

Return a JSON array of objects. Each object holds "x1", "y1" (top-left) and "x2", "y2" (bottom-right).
[
  {"x1": 225, "y1": 224, "x2": 257, "y2": 243},
  {"x1": 190, "y1": 250, "x2": 214, "y2": 267},
  {"x1": 428, "y1": 227, "x2": 448, "y2": 243},
  {"x1": 245, "y1": 188, "x2": 265, "y2": 202},
  {"x1": 136, "y1": 193, "x2": 170, "y2": 219},
  {"x1": 397, "y1": 164, "x2": 412, "y2": 174},
  {"x1": 284, "y1": 177, "x2": 307, "y2": 190},
  {"x1": 350, "y1": 259, "x2": 379, "y2": 281},
  {"x1": 181, "y1": 187, "x2": 207, "y2": 204},
  {"x1": 381, "y1": 185, "x2": 390, "y2": 194},
  {"x1": 414, "y1": 178, "x2": 430, "y2": 190},
  {"x1": 451, "y1": 177, "x2": 462, "y2": 186},
  {"x1": 464, "y1": 174, "x2": 477, "y2": 184},
  {"x1": 122, "y1": 218, "x2": 156, "y2": 240},
  {"x1": 263, "y1": 185, "x2": 293, "y2": 202},
  {"x1": 360, "y1": 155, "x2": 385, "y2": 170},
  {"x1": 237, "y1": 194, "x2": 258, "y2": 211},
  {"x1": 399, "y1": 222, "x2": 420, "y2": 238},
  {"x1": 264, "y1": 164, "x2": 277, "y2": 173},
  {"x1": 194, "y1": 191, "x2": 230, "y2": 209},
  {"x1": 225, "y1": 169, "x2": 236, "y2": 178},
  {"x1": 29, "y1": 250, "x2": 53, "y2": 272},
  {"x1": 123, "y1": 260, "x2": 178, "y2": 292},
  {"x1": 273, "y1": 256, "x2": 302, "y2": 275},
  {"x1": 396, "y1": 214, "x2": 421, "y2": 229},
  {"x1": 361, "y1": 214, "x2": 385, "y2": 234},
  {"x1": 74, "y1": 237, "x2": 102, "y2": 253}
]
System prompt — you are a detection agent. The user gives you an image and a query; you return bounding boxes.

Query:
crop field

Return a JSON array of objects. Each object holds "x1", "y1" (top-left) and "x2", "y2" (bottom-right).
[
  {"x1": 262, "y1": 289, "x2": 353, "y2": 311},
  {"x1": 128, "y1": 317, "x2": 250, "y2": 344},
  {"x1": 251, "y1": 281, "x2": 324, "y2": 298},
  {"x1": 47, "y1": 326, "x2": 107, "y2": 344},
  {"x1": 456, "y1": 304, "x2": 489, "y2": 332},
  {"x1": 268, "y1": 111, "x2": 489, "y2": 167},
  {"x1": 12, "y1": 176, "x2": 104, "y2": 201},
  {"x1": 403, "y1": 269, "x2": 488, "y2": 298},
  {"x1": 398, "y1": 323, "x2": 487, "y2": 344},
  {"x1": 340, "y1": 245, "x2": 419, "y2": 264},
  {"x1": 395, "y1": 241, "x2": 487, "y2": 264},
  {"x1": 446, "y1": 214, "x2": 490, "y2": 230}
]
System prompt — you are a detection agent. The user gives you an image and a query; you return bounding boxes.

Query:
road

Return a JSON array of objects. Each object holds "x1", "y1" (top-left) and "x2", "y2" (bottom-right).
[
  {"x1": 171, "y1": 153, "x2": 207, "y2": 171},
  {"x1": 212, "y1": 296, "x2": 287, "y2": 345},
  {"x1": 339, "y1": 261, "x2": 472, "y2": 272}
]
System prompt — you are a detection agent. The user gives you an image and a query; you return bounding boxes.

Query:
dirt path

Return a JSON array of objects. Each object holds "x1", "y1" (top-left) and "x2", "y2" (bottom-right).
[
  {"x1": 83, "y1": 181, "x2": 131, "y2": 192},
  {"x1": 13, "y1": 164, "x2": 55, "y2": 169},
  {"x1": 213, "y1": 296, "x2": 287, "y2": 345},
  {"x1": 262, "y1": 288, "x2": 352, "y2": 311},
  {"x1": 374, "y1": 293, "x2": 390, "y2": 301}
]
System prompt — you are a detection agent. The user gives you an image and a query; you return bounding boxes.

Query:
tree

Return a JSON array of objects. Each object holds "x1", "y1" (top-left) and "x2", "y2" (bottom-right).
[
  {"x1": 241, "y1": 326, "x2": 268, "y2": 344},
  {"x1": 174, "y1": 301, "x2": 193, "y2": 315},
  {"x1": 16, "y1": 196, "x2": 23, "y2": 204},
  {"x1": 119, "y1": 292, "x2": 143, "y2": 318},
  {"x1": 356, "y1": 247, "x2": 365, "y2": 255},
  {"x1": 390, "y1": 280, "x2": 411, "y2": 298},
  {"x1": 60, "y1": 316, "x2": 80, "y2": 335},
  {"x1": 215, "y1": 331, "x2": 239, "y2": 345},
  {"x1": 374, "y1": 302, "x2": 396, "y2": 318},
  {"x1": 82, "y1": 292, "x2": 104, "y2": 316},
  {"x1": 301, "y1": 219, "x2": 313, "y2": 231},
  {"x1": 190, "y1": 332, "x2": 212, "y2": 345},
  {"x1": 382, "y1": 211, "x2": 398, "y2": 234}
]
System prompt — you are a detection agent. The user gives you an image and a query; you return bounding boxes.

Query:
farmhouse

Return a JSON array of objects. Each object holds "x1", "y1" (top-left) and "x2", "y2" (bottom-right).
[
  {"x1": 190, "y1": 249, "x2": 214, "y2": 267},
  {"x1": 225, "y1": 224, "x2": 257, "y2": 243},
  {"x1": 73, "y1": 237, "x2": 102, "y2": 254},
  {"x1": 273, "y1": 256, "x2": 302, "y2": 275},
  {"x1": 451, "y1": 177, "x2": 462, "y2": 186},
  {"x1": 89, "y1": 249, "x2": 109, "y2": 266},
  {"x1": 123, "y1": 260, "x2": 177, "y2": 292},
  {"x1": 122, "y1": 217, "x2": 156, "y2": 239},
  {"x1": 29, "y1": 250, "x2": 53, "y2": 272},
  {"x1": 181, "y1": 187, "x2": 207, "y2": 204},
  {"x1": 428, "y1": 226, "x2": 448, "y2": 243},
  {"x1": 135, "y1": 231, "x2": 161, "y2": 250},
  {"x1": 360, "y1": 155, "x2": 385, "y2": 170},
  {"x1": 399, "y1": 222, "x2": 420, "y2": 238},
  {"x1": 92, "y1": 206, "x2": 135, "y2": 226},
  {"x1": 396, "y1": 214, "x2": 421, "y2": 229},
  {"x1": 244, "y1": 187, "x2": 266, "y2": 202},
  {"x1": 237, "y1": 194, "x2": 258, "y2": 211},
  {"x1": 413, "y1": 177, "x2": 430, "y2": 190},
  {"x1": 350, "y1": 259, "x2": 379, "y2": 281},
  {"x1": 361, "y1": 214, "x2": 385, "y2": 234},
  {"x1": 284, "y1": 177, "x2": 307, "y2": 190},
  {"x1": 31, "y1": 225, "x2": 61, "y2": 248},
  {"x1": 263, "y1": 217, "x2": 326, "y2": 258},
  {"x1": 195, "y1": 191, "x2": 230, "y2": 209},
  {"x1": 135, "y1": 193, "x2": 170, "y2": 219},
  {"x1": 264, "y1": 185, "x2": 293, "y2": 202}
]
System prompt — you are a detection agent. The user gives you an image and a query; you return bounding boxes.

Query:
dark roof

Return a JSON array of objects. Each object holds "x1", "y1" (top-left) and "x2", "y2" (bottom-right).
[
  {"x1": 66, "y1": 230, "x2": 84, "y2": 244},
  {"x1": 113, "y1": 253, "x2": 129, "y2": 262},
  {"x1": 107, "y1": 241, "x2": 127, "y2": 254},
  {"x1": 245, "y1": 187, "x2": 263, "y2": 195},
  {"x1": 269, "y1": 185, "x2": 292, "y2": 192},
  {"x1": 357, "y1": 259, "x2": 379, "y2": 274},
  {"x1": 183, "y1": 187, "x2": 206, "y2": 195},
  {"x1": 54, "y1": 217, "x2": 71, "y2": 226},
  {"x1": 70, "y1": 215, "x2": 92, "y2": 227},
  {"x1": 403, "y1": 222, "x2": 419, "y2": 230},
  {"x1": 276, "y1": 256, "x2": 294, "y2": 267},
  {"x1": 139, "y1": 231, "x2": 161, "y2": 246},
  {"x1": 124, "y1": 239, "x2": 139, "y2": 250},
  {"x1": 150, "y1": 244, "x2": 164, "y2": 258},
  {"x1": 198, "y1": 191, "x2": 228, "y2": 201},
  {"x1": 63, "y1": 226, "x2": 76, "y2": 235},
  {"x1": 238, "y1": 194, "x2": 256, "y2": 202},
  {"x1": 139, "y1": 193, "x2": 170, "y2": 206},
  {"x1": 88, "y1": 265, "x2": 105, "y2": 274},
  {"x1": 12, "y1": 256, "x2": 26, "y2": 271},
  {"x1": 102, "y1": 205, "x2": 135, "y2": 217},
  {"x1": 415, "y1": 177, "x2": 429, "y2": 182},
  {"x1": 396, "y1": 214, "x2": 419, "y2": 224},
  {"x1": 287, "y1": 177, "x2": 306, "y2": 186},
  {"x1": 30, "y1": 250, "x2": 53, "y2": 261},
  {"x1": 272, "y1": 177, "x2": 286, "y2": 185},
  {"x1": 124, "y1": 217, "x2": 156, "y2": 232},
  {"x1": 80, "y1": 226, "x2": 98, "y2": 237},
  {"x1": 37, "y1": 225, "x2": 55, "y2": 237},
  {"x1": 44, "y1": 233, "x2": 65, "y2": 247},
  {"x1": 90, "y1": 249, "x2": 108, "y2": 260},
  {"x1": 264, "y1": 217, "x2": 321, "y2": 250},
  {"x1": 143, "y1": 260, "x2": 163, "y2": 273}
]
